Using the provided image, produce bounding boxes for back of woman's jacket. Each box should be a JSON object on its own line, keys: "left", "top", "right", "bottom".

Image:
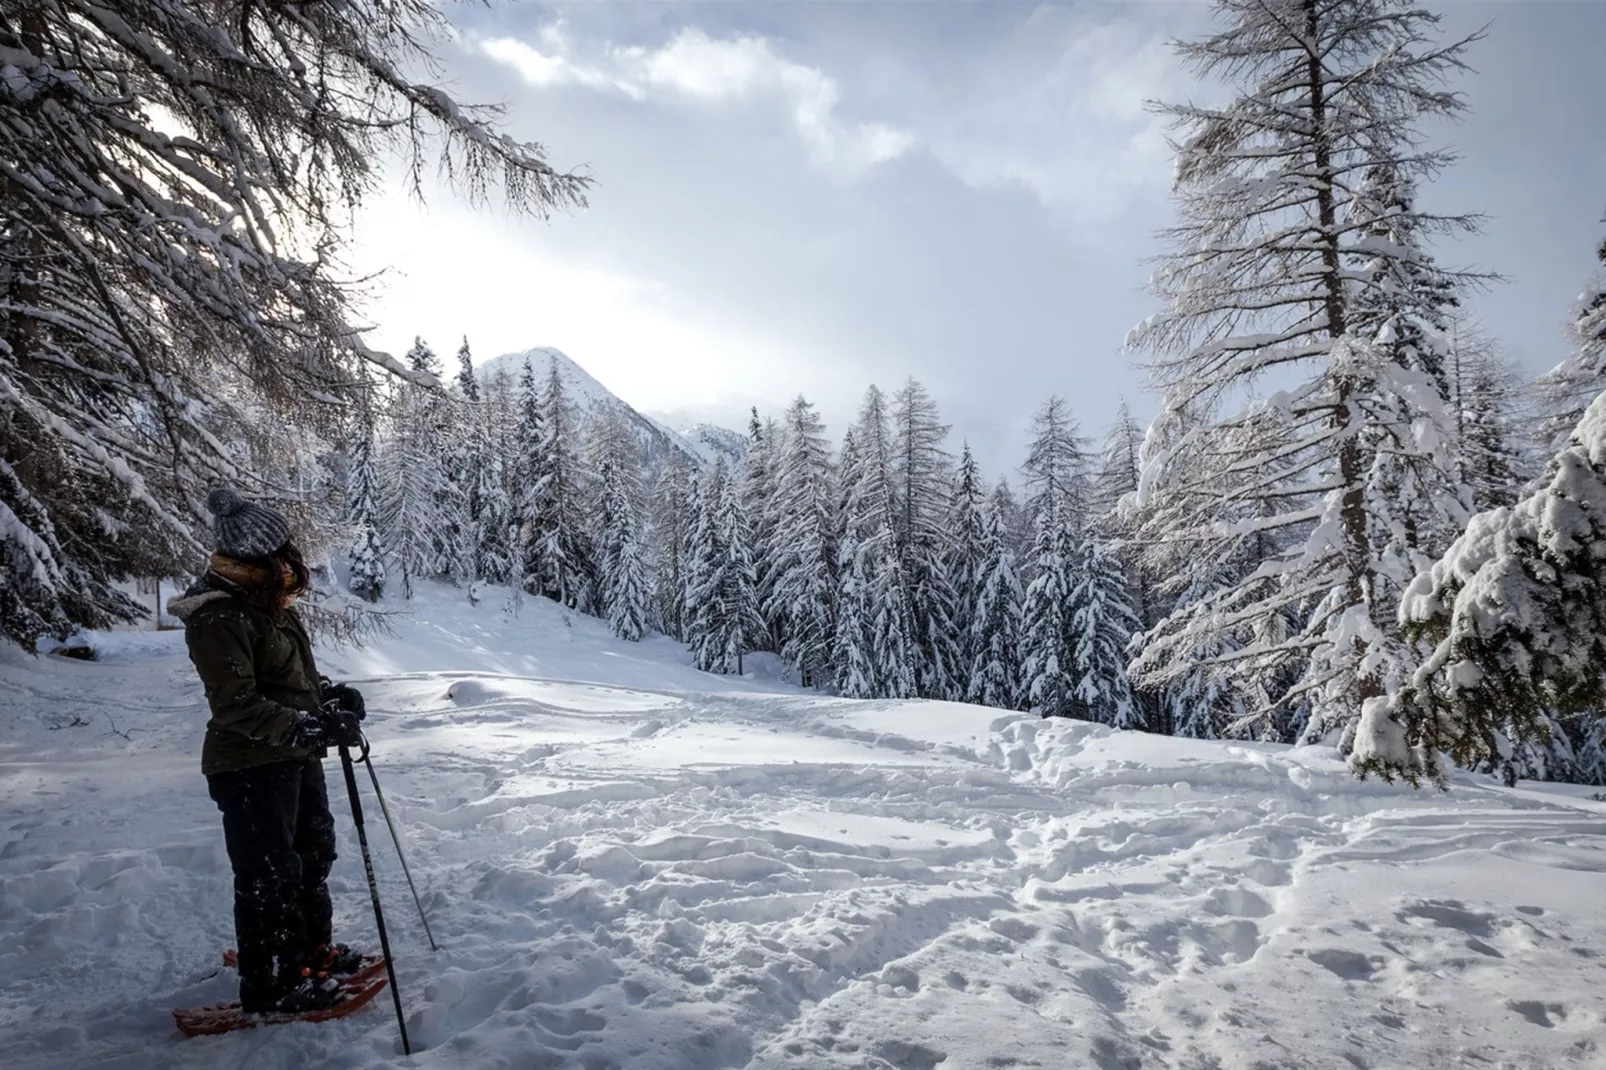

{"left": 170, "top": 577, "right": 325, "bottom": 776}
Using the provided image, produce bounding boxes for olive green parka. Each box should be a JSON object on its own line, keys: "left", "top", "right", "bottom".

{"left": 170, "top": 578, "right": 327, "bottom": 776}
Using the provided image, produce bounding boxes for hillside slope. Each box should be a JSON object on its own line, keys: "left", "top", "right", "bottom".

{"left": 1, "top": 585, "right": 1603, "bottom": 1069}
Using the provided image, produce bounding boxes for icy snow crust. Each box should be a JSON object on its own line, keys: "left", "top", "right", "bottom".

{"left": 2, "top": 588, "right": 1605, "bottom": 1069}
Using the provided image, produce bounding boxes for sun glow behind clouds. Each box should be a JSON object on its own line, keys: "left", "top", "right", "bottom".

{"left": 350, "top": 189, "right": 835, "bottom": 427}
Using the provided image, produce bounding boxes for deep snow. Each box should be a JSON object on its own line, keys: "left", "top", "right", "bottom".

{"left": 1, "top": 585, "right": 1604, "bottom": 1069}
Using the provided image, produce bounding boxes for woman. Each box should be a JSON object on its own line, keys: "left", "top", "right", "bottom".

{"left": 169, "top": 488, "right": 369, "bottom": 1014}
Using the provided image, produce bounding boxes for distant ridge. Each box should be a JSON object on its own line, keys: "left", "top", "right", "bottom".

{"left": 478, "top": 346, "right": 744, "bottom": 472}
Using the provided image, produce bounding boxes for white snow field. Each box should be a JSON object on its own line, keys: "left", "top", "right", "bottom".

{"left": 2, "top": 587, "right": 1605, "bottom": 1070}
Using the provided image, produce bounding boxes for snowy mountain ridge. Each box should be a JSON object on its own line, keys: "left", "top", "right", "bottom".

{"left": 478, "top": 346, "right": 742, "bottom": 471}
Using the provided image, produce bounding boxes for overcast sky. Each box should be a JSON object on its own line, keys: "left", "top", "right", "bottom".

{"left": 352, "top": 0, "right": 1606, "bottom": 472}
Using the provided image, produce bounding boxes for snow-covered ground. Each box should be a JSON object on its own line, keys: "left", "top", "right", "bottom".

{"left": 2, "top": 586, "right": 1604, "bottom": 1069}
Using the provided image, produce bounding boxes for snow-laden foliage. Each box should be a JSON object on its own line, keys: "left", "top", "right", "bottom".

{"left": 1355, "top": 390, "right": 1606, "bottom": 785}
{"left": 0, "top": 0, "right": 584, "bottom": 646}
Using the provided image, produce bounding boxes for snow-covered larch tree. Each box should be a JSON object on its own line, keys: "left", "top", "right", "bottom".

{"left": 0, "top": 0, "right": 585, "bottom": 646}
{"left": 1129, "top": 0, "right": 1484, "bottom": 747}
{"left": 892, "top": 379, "right": 959, "bottom": 699}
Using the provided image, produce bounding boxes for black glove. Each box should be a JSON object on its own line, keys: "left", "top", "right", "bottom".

{"left": 319, "top": 704, "right": 365, "bottom": 748}
{"left": 322, "top": 681, "right": 366, "bottom": 720}
{"left": 289, "top": 710, "right": 332, "bottom": 750}
{"left": 289, "top": 708, "right": 364, "bottom": 750}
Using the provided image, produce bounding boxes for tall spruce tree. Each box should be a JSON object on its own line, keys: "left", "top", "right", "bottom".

{"left": 529, "top": 355, "right": 595, "bottom": 611}
{"left": 346, "top": 407, "right": 387, "bottom": 603}
{"left": 945, "top": 445, "right": 991, "bottom": 693}
{"left": 382, "top": 337, "right": 452, "bottom": 599}
{"left": 1068, "top": 535, "right": 1143, "bottom": 728}
{"left": 966, "top": 504, "right": 1025, "bottom": 710}
{"left": 648, "top": 456, "right": 696, "bottom": 640}
{"left": 764, "top": 397, "right": 836, "bottom": 687}
{"left": 1022, "top": 500, "right": 1076, "bottom": 717}
{"left": 833, "top": 533, "right": 878, "bottom": 698}
{"left": 598, "top": 458, "right": 650, "bottom": 641}
{"left": 1129, "top": 0, "right": 1483, "bottom": 746}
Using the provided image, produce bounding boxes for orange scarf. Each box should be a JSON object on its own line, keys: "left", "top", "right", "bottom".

{"left": 209, "top": 553, "right": 306, "bottom": 609}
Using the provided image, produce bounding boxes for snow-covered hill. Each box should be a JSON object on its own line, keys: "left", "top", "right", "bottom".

{"left": 479, "top": 347, "right": 740, "bottom": 471}
{"left": 2, "top": 585, "right": 1605, "bottom": 1069}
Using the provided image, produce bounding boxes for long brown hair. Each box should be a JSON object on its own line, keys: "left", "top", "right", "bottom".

{"left": 210, "top": 540, "right": 310, "bottom": 616}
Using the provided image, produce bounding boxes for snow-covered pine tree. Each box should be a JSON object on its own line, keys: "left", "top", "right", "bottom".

{"left": 529, "top": 355, "right": 595, "bottom": 612}
{"left": 945, "top": 445, "right": 990, "bottom": 694}
{"left": 872, "top": 531, "right": 919, "bottom": 700}
{"left": 382, "top": 337, "right": 453, "bottom": 599}
{"left": 648, "top": 455, "right": 696, "bottom": 640}
{"left": 1536, "top": 218, "right": 1606, "bottom": 451}
{"left": 1354, "top": 389, "right": 1606, "bottom": 786}
{"left": 1021, "top": 500, "right": 1076, "bottom": 717}
{"left": 719, "top": 469, "right": 765, "bottom": 673}
{"left": 346, "top": 406, "right": 387, "bottom": 603}
{"left": 832, "top": 533, "right": 878, "bottom": 698}
{"left": 1129, "top": 0, "right": 1483, "bottom": 747}
{"left": 1090, "top": 402, "right": 1164, "bottom": 729}
{"left": 447, "top": 336, "right": 492, "bottom": 586}
{"left": 764, "top": 397, "right": 836, "bottom": 688}
{"left": 990, "top": 478, "right": 1027, "bottom": 560}
{"left": 892, "top": 379, "right": 960, "bottom": 699}
{"left": 742, "top": 409, "right": 779, "bottom": 653}
{"left": 598, "top": 458, "right": 650, "bottom": 641}
{"left": 511, "top": 360, "right": 544, "bottom": 593}
{"left": 966, "top": 503, "right": 1025, "bottom": 710}
{"left": 684, "top": 461, "right": 731, "bottom": 672}
{"left": 0, "top": 0, "right": 585, "bottom": 647}
{"left": 1067, "top": 535, "right": 1143, "bottom": 728}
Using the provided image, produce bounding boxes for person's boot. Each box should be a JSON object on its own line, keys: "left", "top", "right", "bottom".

{"left": 307, "top": 942, "right": 366, "bottom": 975}
{"left": 272, "top": 969, "right": 343, "bottom": 1014}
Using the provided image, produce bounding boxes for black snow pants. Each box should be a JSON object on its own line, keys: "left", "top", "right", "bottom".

{"left": 207, "top": 758, "right": 337, "bottom": 1010}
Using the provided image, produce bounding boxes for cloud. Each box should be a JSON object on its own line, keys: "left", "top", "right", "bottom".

{"left": 920, "top": 9, "right": 1206, "bottom": 221}
{"left": 479, "top": 26, "right": 913, "bottom": 177}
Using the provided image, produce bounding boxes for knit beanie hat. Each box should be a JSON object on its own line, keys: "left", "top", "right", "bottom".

{"left": 207, "top": 488, "right": 291, "bottom": 560}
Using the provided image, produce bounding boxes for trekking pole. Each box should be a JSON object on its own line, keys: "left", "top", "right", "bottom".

{"left": 338, "top": 739, "right": 411, "bottom": 1056}
{"left": 359, "top": 740, "right": 439, "bottom": 952}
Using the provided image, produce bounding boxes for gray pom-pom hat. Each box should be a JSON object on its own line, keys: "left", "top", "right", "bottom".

{"left": 207, "top": 488, "right": 291, "bottom": 560}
